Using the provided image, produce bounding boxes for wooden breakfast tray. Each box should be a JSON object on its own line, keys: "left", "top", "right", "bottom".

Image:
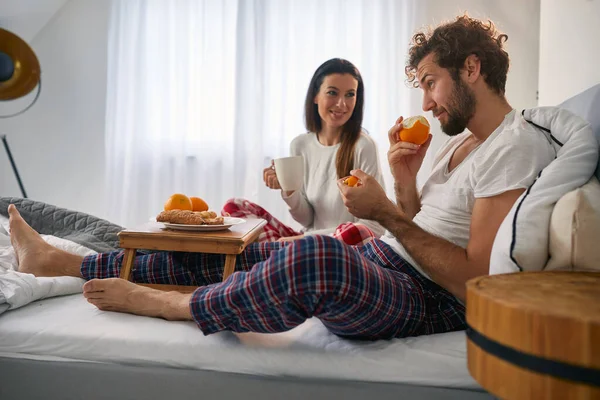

{"left": 117, "top": 218, "right": 267, "bottom": 292}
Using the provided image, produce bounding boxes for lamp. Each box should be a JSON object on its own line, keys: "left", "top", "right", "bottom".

{"left": 0, "top": 27, "right": 42, "bottom": 199}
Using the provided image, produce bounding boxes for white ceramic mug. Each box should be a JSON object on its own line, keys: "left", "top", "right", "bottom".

{"left": 274, "top": 155, "right": 304, "bottom": 191}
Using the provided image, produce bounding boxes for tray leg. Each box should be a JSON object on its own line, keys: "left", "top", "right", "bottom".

{"left": 120, "top": 248, "right": 136, "bottom": 281}
{"left": 223, "top": 254, "right": 237, "bottom": 280}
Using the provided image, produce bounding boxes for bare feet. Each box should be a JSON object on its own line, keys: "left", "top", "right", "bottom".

{"left": 8, "top": 204, "right": 84, "bottom": 277}
{"left": 83, "top": 278, "right": 193, "bottom": 321}
{"left": 8, "top": 204, "right": 194, "bottom": 321}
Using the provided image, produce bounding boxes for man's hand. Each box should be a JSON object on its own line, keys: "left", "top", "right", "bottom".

{"left": 387, "top": 116, "right": 432, "bottom": 186}
{"left": 337, "top": 169, "right": 397, "bottom": 221}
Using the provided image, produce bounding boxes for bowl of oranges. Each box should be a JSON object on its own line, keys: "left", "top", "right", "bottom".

{"left": 157, "top": 194, "right": 234, "bottom": 229}
{"left": 164, "top": 193, "right": 209, "bottom": 212}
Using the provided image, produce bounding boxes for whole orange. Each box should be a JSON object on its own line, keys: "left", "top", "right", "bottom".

{"left": 344, "top": 176, "right": 360, "bottom": 187}
{"left": 164, "top": 193, "right": 193, "bottom": 211}
{"left": 399, "top": 115, "right": 430, "bottom": 145}
{"left": 190, "top": 196, "right": 209, "bottom": 212}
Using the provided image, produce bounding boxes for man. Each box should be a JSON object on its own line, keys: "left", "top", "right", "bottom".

{"left": 7, "top": 15, "right": 554, "bottom": 340}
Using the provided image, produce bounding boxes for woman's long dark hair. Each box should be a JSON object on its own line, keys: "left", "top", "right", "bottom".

{"left": 304, "top": 58, "right": 364, "bottom": 179}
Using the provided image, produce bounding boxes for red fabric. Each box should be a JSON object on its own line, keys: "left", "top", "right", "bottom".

{"left": 222, "top": 198, "right": 377, "bottom": 245}
{"left": 333, "top": 222, "right": 376, "bottom": 246}
{"left": 222, "top": 198, "right": 301, "bottom": 242}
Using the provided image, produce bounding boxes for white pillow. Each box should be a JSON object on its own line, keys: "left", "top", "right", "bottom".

{"left": 558, "top": 84, "right": 600, "bottom": 180}
{"left": 545, "top": 177, "right": 600, "bottom": 272}
{"left": 490, "top": 107, "right": 599, "bottom": 274}
{"left": 0, "top": 215, "right": 8, "bottom": 235}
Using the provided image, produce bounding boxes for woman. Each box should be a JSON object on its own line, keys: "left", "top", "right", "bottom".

{"left": 223, "top": 58, "right": 385, "bottom": 244}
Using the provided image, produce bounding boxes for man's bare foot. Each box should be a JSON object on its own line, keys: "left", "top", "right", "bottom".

{"left": 8, "top": 204, "right": 84, "bottom": 277}
{"left": 83, "top": 278, "right": 193, "bottom": 321}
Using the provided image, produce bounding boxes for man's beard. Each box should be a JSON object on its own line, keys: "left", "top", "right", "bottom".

{"left": 438, "top": 78, "right": 476, "bottom": 136}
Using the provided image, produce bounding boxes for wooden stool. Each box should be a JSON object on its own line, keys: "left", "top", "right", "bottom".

{"left": 117, "top": 218, "right": 267, "bottom": 293}
{"left": 466, "top": 272, "right": 600, "bottom": 399}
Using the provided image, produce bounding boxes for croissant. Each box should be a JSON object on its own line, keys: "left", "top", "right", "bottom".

{"left": 156, "top": 210, "right": 224, "bottom": 225}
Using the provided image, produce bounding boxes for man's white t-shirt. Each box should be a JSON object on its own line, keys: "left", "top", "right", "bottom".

{"left": 381, "top": 109, "right": 556, "bottom": 279}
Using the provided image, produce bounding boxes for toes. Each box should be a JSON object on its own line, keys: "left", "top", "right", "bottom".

{"left": 7, "top": 204, "right": 18, "bottom": 216}
{"left": 88, "top": 299, "right": 115, "bottom": 312}
{"left": 83, "top": 279, "right": 105, "bottom": 293}
{"left": 87, "top": 298, "right": 105, "bottom": 309}
{"left": 7, "top": 204, "right": 22, "bottom": 223}
{"left": 7, "top": 205, "right": 37, "bottom": 238}
{"left": 83, "top": 291, "right": 104, "bottom": 300}
{"left": 84, "top": 278, "right": 131, "bottom": 295}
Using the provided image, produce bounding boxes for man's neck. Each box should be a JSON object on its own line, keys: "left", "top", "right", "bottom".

{"left": 467, "top": 92, "right": 513, "bottom": 141}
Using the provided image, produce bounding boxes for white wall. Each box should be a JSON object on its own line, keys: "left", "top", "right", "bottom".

{"left": 539, "top": 0, "right": 600, "bottom": 105}
{"left": 419, "top": 0, "right": 541, "bottom": 110}
{"left": 0, "top": 0, "right": 110, "bottom": 219}
{"left": 1, "top": 0, "right": 541, "bottom": 221}
{"left": 407, "top": 0, "right": 541, "bottom": 184}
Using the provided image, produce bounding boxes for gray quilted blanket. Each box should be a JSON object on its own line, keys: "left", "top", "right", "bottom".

{"left": 0, "top": 197, "right": 123, "bottom": 253}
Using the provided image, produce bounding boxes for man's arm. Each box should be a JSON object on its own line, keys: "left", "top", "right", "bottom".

{"left": 394, "top": 181, "right": 421, "bottom": 220}
{"left": 379, "top": 188, "right": 524, "bottom": 301}
{"left": 337, "top": 170, "right": 524, "bottom": 301}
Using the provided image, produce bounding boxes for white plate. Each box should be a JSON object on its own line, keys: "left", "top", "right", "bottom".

{"left": 161, "top": 217, "right": 246, "bottom": 232}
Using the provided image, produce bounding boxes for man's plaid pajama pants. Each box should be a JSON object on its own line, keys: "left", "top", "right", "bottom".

{"left": 81, "top": 235, "right": 465, "bottom": 340}
{"left": 81, "top": 235, "right": 466, "bottom": 340}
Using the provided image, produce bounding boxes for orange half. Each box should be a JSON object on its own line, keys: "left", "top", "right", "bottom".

{"left": 344, "top": 176, "right": 360, "bottom": 187}
{"left": 400, "top": 115, "right": 430, "bottom": 145}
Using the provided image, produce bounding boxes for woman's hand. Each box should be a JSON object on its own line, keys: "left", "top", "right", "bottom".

{"left": 263, "top": 160, "right": 282, "bottom": 190}
{"left": 387, "top": 116, "right": 432, "bottom": 186}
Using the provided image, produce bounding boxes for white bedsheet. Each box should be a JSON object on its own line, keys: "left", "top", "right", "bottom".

{"left": 0, "top": 216, "right": 94, "bottom": 314}
{"left": 0, "top": 216, "right": 479, "bottom": 389}
{"left": 0, "top": 294, "right": 478, "bottom": 388}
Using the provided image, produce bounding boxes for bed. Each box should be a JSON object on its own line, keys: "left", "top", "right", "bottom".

{"left": 0, "top": 293, "right": 489, "bottom": 399}
{"left": 3, "top": 84, "right": 599, "bottom": 400}
{"left": 0, "top": 198, "right": 490, "bottom": 399}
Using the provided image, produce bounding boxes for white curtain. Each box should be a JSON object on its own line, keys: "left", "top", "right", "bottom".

{"left": 105, "top": 0, "right": 424, "bottom": 228}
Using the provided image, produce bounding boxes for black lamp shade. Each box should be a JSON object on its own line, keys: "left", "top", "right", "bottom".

{"left": 0, "top": 52, "right": 14, "bottom": 82}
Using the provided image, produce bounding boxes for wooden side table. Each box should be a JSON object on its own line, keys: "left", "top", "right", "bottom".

{"left": 117, "top": 218, "right": 267, "bottom": 292}
{"left": 466, "top": 272, "right": 600, "bottom": 400}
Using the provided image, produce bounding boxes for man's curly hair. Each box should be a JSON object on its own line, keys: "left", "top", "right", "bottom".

{"left": 405, "top": 15, "right": 509, "bottom": 95}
